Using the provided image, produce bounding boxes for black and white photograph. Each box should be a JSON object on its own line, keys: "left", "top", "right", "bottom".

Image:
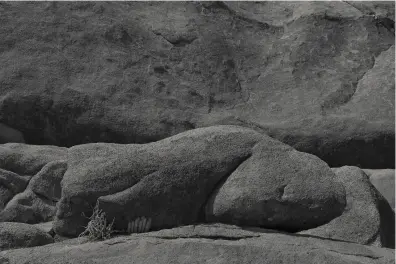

{"left": 0, "top": 1, "right": 394, "bottom": 263}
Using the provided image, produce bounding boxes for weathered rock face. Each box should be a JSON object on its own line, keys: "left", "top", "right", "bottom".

{"left": 0, "top": 146, "right": 67, "bottom": 223}
{"left": 0, "top": 190, "right": 57, "bottom": 224}
{"left": 0, "top": 222, "right": 54, "bottom": 251}
{"left": 300, "top": 166, "right": 395, "bottom": 248}
{"left": 0, "top": 169, "right": 30, "bottom": 210}
{"left": 0, "top": 2, "right": 393, "bottom": 168}
{"left": 1, "top": 224, "right": 394, "bottom": 264}
{"left": 205, "top": 144, "right": 345, "bottom": 232}
{"left": 28, "top": 160, "right": 67, "bottom": 203}
{"left": 364, "top": 169, "right": 395, "bottom": 209}
{"left": 53, "top": 126, "right": 346, "bottom": 237}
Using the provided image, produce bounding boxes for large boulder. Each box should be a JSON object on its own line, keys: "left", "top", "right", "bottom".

{"left": 0, "top": 222, "right": 53, "bottom": 251}
{"left": 364, "top": 169, "right": 395, "bottom": 209}
{"left": 53, "top": 126, "right": 346, "bottom": 237}
{"left": 299, "top": 166, "right": 395, "bottom": 248}
{"left": 0, "top": 161, "right": 67, "bottom": 223}
{"left": 0, "top": 224, "right": 394, "bottom": 264}
{"left": 0, "top": 123, "right": 24, "bottom": 144}
{"left": 0, "top": 2, "right": 393, "bottom": 168}
{"left": 205, "top": 142, "right": 345, "bottom": 232}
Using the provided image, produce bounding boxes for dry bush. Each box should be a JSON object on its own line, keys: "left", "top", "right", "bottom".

{"left": 79, "top": 201, "right": 114, "bottom": 241}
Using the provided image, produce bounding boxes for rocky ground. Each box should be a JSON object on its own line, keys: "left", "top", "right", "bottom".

{"left": 0, "top": 1, "right": 394, "bottom": 264}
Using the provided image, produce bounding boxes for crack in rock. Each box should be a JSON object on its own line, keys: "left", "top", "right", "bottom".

{"left": 343, "top": 1, "right": 395, "bottom": 34}
{"left": 153, "top": 30, "right": 197, "bottom": 48}
{"left": 148, "top": 234, "right": 258, "bottom": 241}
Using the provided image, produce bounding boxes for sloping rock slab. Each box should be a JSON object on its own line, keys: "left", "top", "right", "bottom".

{"left": 364, "top": 169, "right": 395, "bottom": 209}
{"left": 0, "top": 222, "right": 53, "bottom": 251}
{"left": 0, "top": 224, "right": 394, "bottom": 264}
{"left": 299, "top": 166, "right": 395, "bottom": 248}
{"left": 54, "top": 126, "right": 345, "bottom": 237}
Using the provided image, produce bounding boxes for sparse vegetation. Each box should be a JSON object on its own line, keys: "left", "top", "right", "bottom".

{"left": 79, "top": 201, "right": 114, "bottom": 241}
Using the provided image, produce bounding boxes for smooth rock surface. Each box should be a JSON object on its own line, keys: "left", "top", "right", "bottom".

{"left": 0, "top": 161, "right": 67, "bottom": 224}
{"left": 299, "top": 166, "right": 395, "bottom": 248}
{"left": 0, "top": 224, "right": 394, "bottom": 264}
{"left": 54, "top": 126, "right": 346, "bottom": 237}
{"left": 0, "top": 2, "right": 393, "bottom": 168}
{"left": 364, "top": 169, "right": 395, "bottom": 209}
{"left": 0, "top": 222, "right": 54, "bottom": 251}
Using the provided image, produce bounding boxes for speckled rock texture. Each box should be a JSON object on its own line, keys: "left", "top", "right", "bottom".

{"left": 53, "top": 126, "right": 346, "bottom": 237}
{"left": 0, "top": 1, "right": 393, "bottom": 168}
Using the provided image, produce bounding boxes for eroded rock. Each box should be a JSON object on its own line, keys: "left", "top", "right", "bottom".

{"left": 53, "top": 126, "right": 345, "bottom": 237}
{"left": 0, "top": 161, "right": 67, "bottom": 224}
{"left": 299, "top": 166, "right": 395, "bottom": 248}
{"left": 205, "top": 142, "right": 346, "bottom": 232}
{"left": 0, "top": 2, "right": 393, "bottom": 168}
{"left": 0, "top": 169, "right": 30, "bottom": 210}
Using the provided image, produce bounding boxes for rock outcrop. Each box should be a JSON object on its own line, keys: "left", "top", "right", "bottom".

{"left": 0, "top": 2, "right": 394, "bottom": 260}
{"left": 299, "top": 166, "right": 395, "bottom": 248}
{"left": 0, "top": 145, "right": 67, "bottom": 223}
{"left": 0, "top": 224, "right": 394, "bottom": 264}
{"left": 205, "top": 144, "right": 345, "bottom": 232}
{"left": 0, "top": 1, "right": 393, "bottom": 168}
{"left": 54, "top": 126, "right": 346, "bottom": 237}
{"left": 0, "top": 169, "right": 30, "bottom": 210}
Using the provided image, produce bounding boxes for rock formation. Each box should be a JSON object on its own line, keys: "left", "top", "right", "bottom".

{"left": 0, "top": 224, "right": 394, "bottom": 264}
{"left": 299, "top": 166, "right": 395, "bottom": 248}
{"left": 0, "top": 1, "right": 394, "bottom": 168}
{"left": 0, "top": 1, "right": 394, "bottom": 262}
{"left": 54, "top": 126, "right": 346, "bottom": 236}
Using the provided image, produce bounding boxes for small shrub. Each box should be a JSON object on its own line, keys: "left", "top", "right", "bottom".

{"left": 79, "top": 201, "right": 114, "bottom": 241}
